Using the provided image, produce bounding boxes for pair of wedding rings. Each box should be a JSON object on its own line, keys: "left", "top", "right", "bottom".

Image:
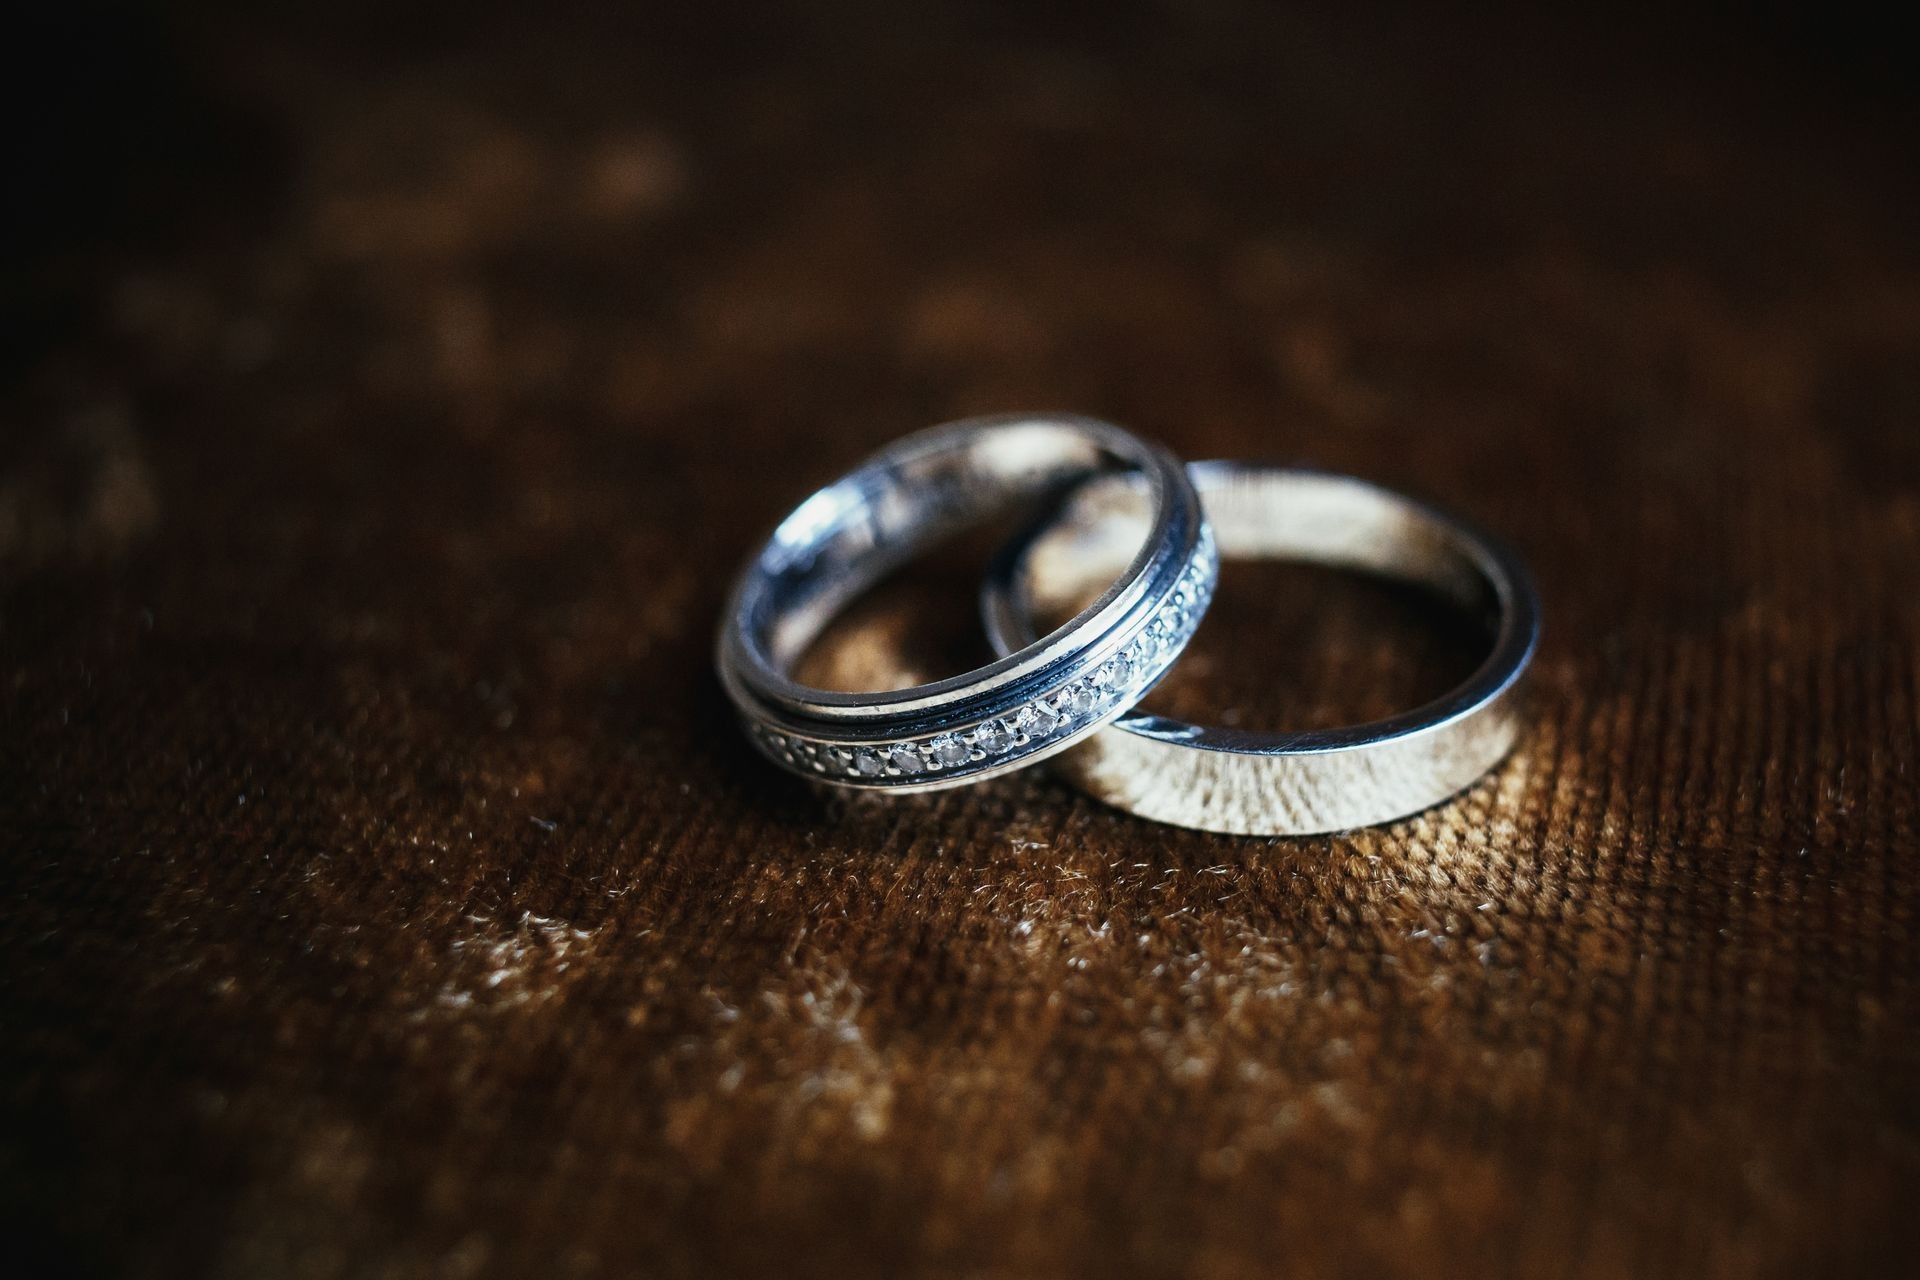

{"left": 716, "top": 414, "right": 1539, "bottom": 836}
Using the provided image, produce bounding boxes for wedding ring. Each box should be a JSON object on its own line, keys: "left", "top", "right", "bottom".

{"left": 981, "top": 463, "right": 1539, "bottom": 833}
{"left": 717, "top": 414, "right": 1217, "bottom": 792}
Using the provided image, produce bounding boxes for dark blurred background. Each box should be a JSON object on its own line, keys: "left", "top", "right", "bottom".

{"left": 3, "top": 4, "right": 1917, "bottom": 1278}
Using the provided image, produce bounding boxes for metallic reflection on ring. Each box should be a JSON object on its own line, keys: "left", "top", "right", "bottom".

{"left": 982, "top": 464, "right": 1540, "bottom": 834}
{"left": 716, "top": 414, "right": 1216, "bottom": 793}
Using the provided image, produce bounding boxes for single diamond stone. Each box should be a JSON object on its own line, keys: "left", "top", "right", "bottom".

{"left": 1060, "top": 683, "right": 1096, "bottom": 716}
{"left": 1020, "top": 701, "right": 1061, "bottom": 738}
{"left": 973, "top": 719, "right": 1013, "bottom": 754}
{"left": 932, "top": 736, "right": 971, "bottom": 768}
{"left": 889, "top": 744, "right": 926, "bottom": 774}
{"left": 1107, "top": 652, "right": 1133, "bottom": 688}
{"left": 853, "top": 749, "right": 884, "bottom": 778}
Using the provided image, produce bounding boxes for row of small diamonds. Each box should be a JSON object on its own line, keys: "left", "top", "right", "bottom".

{"left": 756, "top": 529, "right": 1216, "bottom": 783}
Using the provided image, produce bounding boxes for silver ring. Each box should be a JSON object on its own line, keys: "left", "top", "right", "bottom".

{"left": 982, "top": 463, "right": 1540, "bottom": 833}
{"left": 716, "top": 414, "right": 1217, "bottom": 792}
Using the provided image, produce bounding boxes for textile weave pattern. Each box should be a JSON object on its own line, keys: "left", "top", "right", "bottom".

{"left": 2, "top": 5, "right": 1916, "bottom": 1278}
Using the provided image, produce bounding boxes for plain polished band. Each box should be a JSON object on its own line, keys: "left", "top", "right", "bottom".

{"left": 982, "top": 463, "right": 1540, "bottom": 833}
{"left": 717, "top": 414, "right": 1217, "bottom": 793}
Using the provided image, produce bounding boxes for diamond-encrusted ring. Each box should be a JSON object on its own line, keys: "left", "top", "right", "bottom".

{"left": 983, "top": 463, "right": 1540, "bottom": 834}
{"left": 716, "top": 414, "right": 1216, "bottom": 793}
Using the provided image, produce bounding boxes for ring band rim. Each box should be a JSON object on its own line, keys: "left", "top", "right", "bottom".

{"left": 716, "top": 414, "right": 1218, "bottom": 792}
{"left": 980, "top": 462, "right": 1540, "bottom": 832}
{"left": 1114, "top": 466, "right": 1538, "bottom": 756}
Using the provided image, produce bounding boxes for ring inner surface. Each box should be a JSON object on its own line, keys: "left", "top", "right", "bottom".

{"left": 745, "top": 422, "right": 1153, "bottom": 688}
{"left": 1015, "top": 469, "right": 1502, "bottom": 746}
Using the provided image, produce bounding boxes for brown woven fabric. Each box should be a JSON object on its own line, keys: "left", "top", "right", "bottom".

{"left": 4, "top": 5, "right": 1917, "bottom": 1277}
